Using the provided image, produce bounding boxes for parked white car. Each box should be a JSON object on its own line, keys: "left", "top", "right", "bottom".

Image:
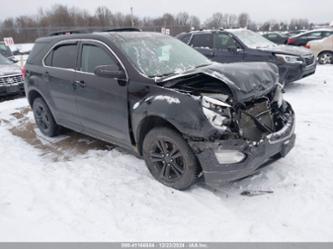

{"left": 306, "top": 35, "right": 333, "bottom": 64}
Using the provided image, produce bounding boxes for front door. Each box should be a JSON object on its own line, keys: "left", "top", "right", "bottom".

{"left": 213, "top": 33, "right": 244, "bottom": 63}
{"left": 74, "top": 41, "right": 131, "bottom": 145}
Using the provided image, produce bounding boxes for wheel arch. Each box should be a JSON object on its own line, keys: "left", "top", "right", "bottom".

{"left": 27, "top": 89, "right": 43, "bottom": 106}
{"left": 136, "top": 115, "right": 183, "bottom": 156}
{"left": 318, "top": 50, "right": 333, "bottom": 57}
{"left": 27, "top": 88, "right": 58, "bottom": 123}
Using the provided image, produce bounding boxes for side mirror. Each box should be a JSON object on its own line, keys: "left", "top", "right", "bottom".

{"left": 94, "top": 65, "right": 126, "bottom": 79}
{"left": 228, "top": 47, "right": 243, "bottom": 53}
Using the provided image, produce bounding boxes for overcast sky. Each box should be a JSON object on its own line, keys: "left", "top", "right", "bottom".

{"left": 1, "top": 0, "right": 332, "bottom": 23}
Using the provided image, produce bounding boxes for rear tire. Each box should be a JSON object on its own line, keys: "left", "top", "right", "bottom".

{"left": 32, "top": 97, "right": 60, "bottom": 137}
{"left": 142, "top": 127, "right": 200, "bottom": 190}
{"left": 318, "top": 52, "right": 333, "bottom": 65}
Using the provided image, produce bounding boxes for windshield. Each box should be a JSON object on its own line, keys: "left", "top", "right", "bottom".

{"left": 0, "top": 54, "right": 13, "bottom": 65}
{"left": 115, "top": 33, "right": 211, "bottom": 78}
{"left": 229, "top": 29, "right": 277, "bottom": 49}
{"left": 0, "top": 43, "right": 13, "bottom": 57}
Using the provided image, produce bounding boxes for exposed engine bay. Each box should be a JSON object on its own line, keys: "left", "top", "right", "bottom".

{"left": 163, "top": 69, "right": 289, "bottom": 142}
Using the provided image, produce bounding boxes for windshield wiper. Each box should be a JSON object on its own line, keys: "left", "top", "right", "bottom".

{"left": 152, "top": 63, "right": 211, "bottom": 82}
{"left": 194, "top": 63, "right": 211, "bottom": 69}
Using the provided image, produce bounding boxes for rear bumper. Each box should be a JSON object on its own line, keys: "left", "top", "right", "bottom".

{"left": 191, "top": 103, "right": 296, "bottom": 188}
{"left": 0, "top": 83, "right": 24, "bottom": 97}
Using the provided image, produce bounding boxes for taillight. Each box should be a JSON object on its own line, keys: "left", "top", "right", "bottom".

{"left": 21, "top": 66, "right": 27, "bottom": 80}
{"left": 305, "top": 44, "right": 311, "bottom": 49}
{"left": 288, "top": 38, "right": 295, "bottom": 44}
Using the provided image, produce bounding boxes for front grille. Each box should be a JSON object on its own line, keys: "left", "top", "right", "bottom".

{"left": 303, "top": 55, "right": 315, "bottom": 66}
{"left": 238, "top": 99, "right": 274, "bottom": 141}
{"left": 0, "top": 75, "right": 23, "bottom": 85}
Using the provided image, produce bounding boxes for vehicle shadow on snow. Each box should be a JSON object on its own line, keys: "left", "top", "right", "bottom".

{"left": 6, "top": 106, "right": 115, "bottom": 162}
{"left": 0, "top": 94, "right": 25, "bottom": 103}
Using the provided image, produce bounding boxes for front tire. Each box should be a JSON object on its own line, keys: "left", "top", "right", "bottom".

{"left": 32, "top": 97, "right": 60, "bottom": 137}
{"left": 142, "top": 127, "right": 200, "bottom": 190}
{"left": 318, "top": 52, "right": 333, "bottom": 65}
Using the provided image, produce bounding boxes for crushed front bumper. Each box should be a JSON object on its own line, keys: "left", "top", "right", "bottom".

{"left": 191, "top": 104, "right": 296, "bottom": 188}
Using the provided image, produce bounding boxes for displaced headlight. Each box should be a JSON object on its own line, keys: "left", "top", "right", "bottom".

{"left": 275, "top": 54, "right": 303, "bottom": 64}
{"left": 273, "top": 84, "right": 284, "bottom": 108}
{"left": 201, "top": 96, "right": 232, "bottom": 129}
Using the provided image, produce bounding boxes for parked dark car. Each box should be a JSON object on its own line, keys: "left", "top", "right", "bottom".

{"left": 177, "top": 29, "right": 316, "bottom": 84}
{"left": 287, "top": 29, "right": 333, "bottom": 46}
{"left": 24, "top": 30, "right": 295, "bottom": 190}
{"left": 0, "top": 54, "right": 24, "bottom": 97}
{"left": 263, "top": 32, "right": 288, "bottom": 44}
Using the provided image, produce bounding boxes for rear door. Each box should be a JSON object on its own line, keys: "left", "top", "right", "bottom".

{"left": 74, "top": 40, "right": 131, "bottom": 145}
{"left": 213, "top": 32, "right": 244, "bottom": 63}
{"left": 43, "top": 41, "right": 82, "bottom": 129}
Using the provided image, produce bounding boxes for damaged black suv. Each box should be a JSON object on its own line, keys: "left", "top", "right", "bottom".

{"left": 25, "top": 30, "right": 296, "bottom": 190}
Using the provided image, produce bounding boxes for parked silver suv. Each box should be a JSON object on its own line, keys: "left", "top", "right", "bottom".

{"left": 0, "top": 54, "right": 24, "bottom": 97}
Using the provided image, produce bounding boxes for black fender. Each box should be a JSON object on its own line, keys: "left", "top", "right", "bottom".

{"left": 129, "top": 84, "right": 218, "bottom": 147}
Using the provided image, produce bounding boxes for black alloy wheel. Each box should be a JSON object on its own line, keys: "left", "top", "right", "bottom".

{"left": 32, "top": 97, "right": 60, "bottom": 137}
{"left": 143, "top": 127, "right": 200, "bottom": 190}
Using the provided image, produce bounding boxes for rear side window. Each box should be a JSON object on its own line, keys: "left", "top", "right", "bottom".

{"left": 268, "top": 34, "right": 278, "bottom": 38}
{"left": 27, "top": 42, "right": 50, "bottom": 66}
{"left": 80, "top": 44, "right": 119, "bottom": 73}
{"left": 0, "top": 43, "right": 13, "bottom": 57}
{"left": 190, "top": 34, "right": 213, "bottom": 49}
{"left": 302, "top": 32, "right": 322, "bottom": 39}
{"left": 49, "top": 44, "right": 77, "bottom": 69}
{"left": 323, "top": 31, "right": 333, "bottom": 38}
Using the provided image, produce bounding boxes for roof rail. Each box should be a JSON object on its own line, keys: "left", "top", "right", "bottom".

{"left": 101, "top": 27, "right": 141, "bottom": 32}
{"left": 48, "top": 27, "right": 141, "bottom": 36}
{"left": 48, "top": 29, "right": 90, "bottom": 36}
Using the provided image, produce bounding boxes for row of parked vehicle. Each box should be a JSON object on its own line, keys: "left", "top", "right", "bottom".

{"left": 177, "top": 29, "right": 317, "bottom": 84}
{"left": 263, "top": 29, "right": 333, "bottom": 64}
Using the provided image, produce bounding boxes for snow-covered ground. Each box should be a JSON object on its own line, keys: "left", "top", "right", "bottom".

{"left": 0, "top": 65, "right": 332, "bottom": 242}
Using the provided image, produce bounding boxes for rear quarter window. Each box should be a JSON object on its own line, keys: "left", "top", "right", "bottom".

{"left": 27, "top": 42, "right": 51, "bottom": 66}
{"left": 190, "top": 34, "right": 213, "bottom": 49}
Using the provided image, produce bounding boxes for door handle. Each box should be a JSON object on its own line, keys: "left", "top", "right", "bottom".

{"left": 74, "top": 80, "right": 86, "bottom": 88}
{"left": 45, "top": 71, "right": 50, "bottom": 79}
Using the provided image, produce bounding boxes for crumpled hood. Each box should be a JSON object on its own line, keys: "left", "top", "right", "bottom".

{"left": 202, "top": 62, "right": 279, "bottom": 102}
{"left": 0, "top": 63, "right": 21, "bottom": 76}
{"left": 258, "top": 44, "right": 312, "bottom": 56}
{"left": 161, "top": 62, "right": 279, "bottom": 103}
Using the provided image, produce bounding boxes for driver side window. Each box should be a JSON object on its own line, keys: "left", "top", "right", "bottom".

{"left": 214, "top": 33, "right": 241, "bottom": 50}
{"left": 80, "top": 44, "right": 119, "bottom": 73}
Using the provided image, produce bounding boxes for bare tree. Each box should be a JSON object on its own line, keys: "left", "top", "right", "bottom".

{"left": 176, "top": 12, "right": 190, "bottom": 26}
{"left": 95, "top": 6, "right": 113, "bottom": 27}
{"left": 205, "top": 12, "right": 224, "bottom": 29}
{"left": 238, "top": 13, "right": 250, "bottom": 28}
